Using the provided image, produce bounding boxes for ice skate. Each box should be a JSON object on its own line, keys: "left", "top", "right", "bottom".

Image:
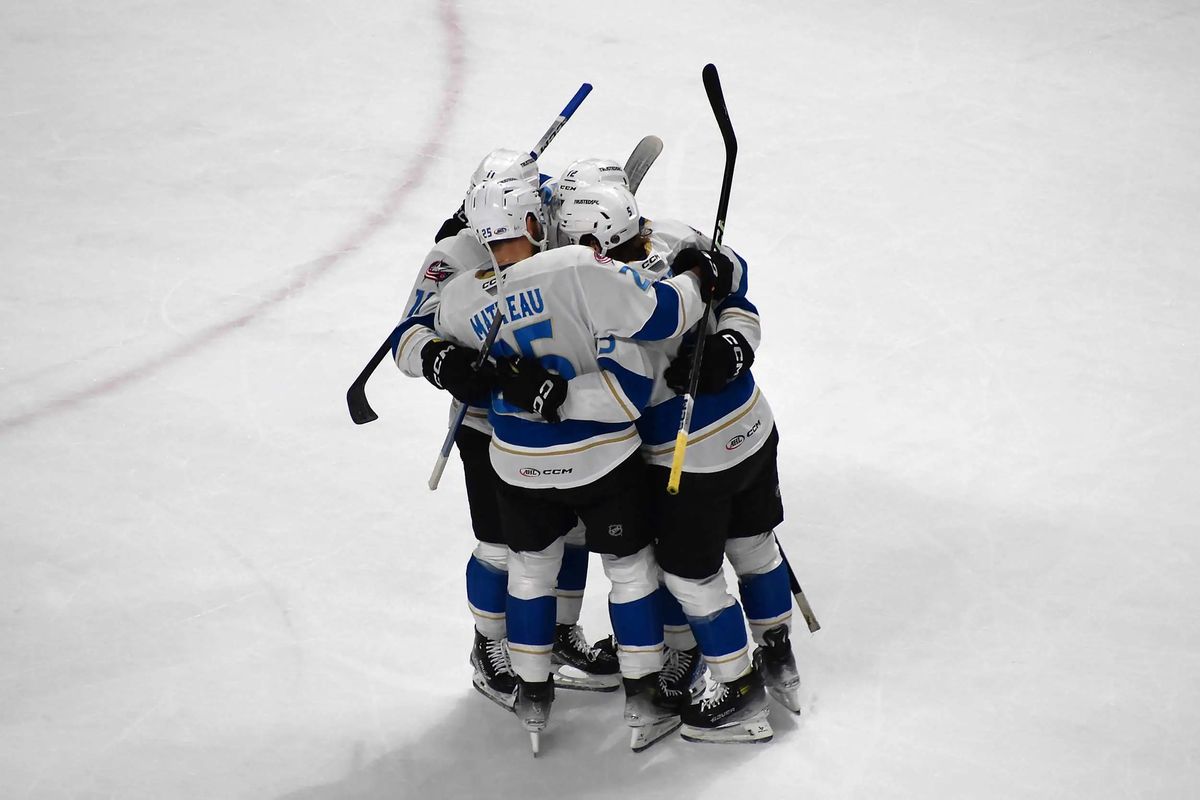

{"left": 469, "top": 629, "right": 517, "bottom": 711}
{"left": 753, "top": 624, "right": 801, "bottom": 714}
{"left": 623, "top": 674, "right": 682, "bottom": 752}
{"left": 658, "top": 644, "right": 706, "bottom": 705}
{"left": 680, "top": 667, "right": 773, "bottom": 745}
{"left": 514, "top": 678, "right": 554, "bottom": 757}
{"left": 551, "top": 624, "right": 620, "bottom": 692}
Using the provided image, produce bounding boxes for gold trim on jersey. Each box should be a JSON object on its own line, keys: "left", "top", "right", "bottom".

{"left": 718, "top": 308, "right": 759, "bottom": 325}
{"left": 395, "top": 325, "right": 429, "bottom": 364}
{"left": 491, "top": 427, "right": 638, "bottom": 457}
{"left": 644, "top": 387, "right": 762, "bottom": 456}
{"left": 602, "top": 371, "right": 637, "bottom": 421}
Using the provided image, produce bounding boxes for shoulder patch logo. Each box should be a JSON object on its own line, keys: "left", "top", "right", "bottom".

{"left": 423, "top": 260, "right": 453, "bottom": 284}
{"left": 593, "top": 252, "right": 612, "bottom": 264}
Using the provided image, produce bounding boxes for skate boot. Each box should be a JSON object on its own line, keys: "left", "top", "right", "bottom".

{"left": 469, "top": 629, "right": 517, "bottom": 711}
{"left": 753, "top": 624, "right": 802, "bottom": 714}
{"left": 623, "top": 674, "right": 682, "bottom": 752}
{"left": 658, "top": 644, "right": 706, "bottom": 706}
{"left": 551, "top": 624, "right": 620, "bottom": 692}
{"left": 680, "top": 666, "right": 773, "bottom": 745}
{"left": 514, "top": 678, "right": 555, "bottom": 756}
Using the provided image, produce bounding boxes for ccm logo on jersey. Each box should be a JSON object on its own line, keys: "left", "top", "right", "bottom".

{"left": 726, "top": 420, "right": 763, "bottom": 451}
{"left": 519, "top": 467, "right": 574, "bottom": 477}
{"left": 423, "top": 260, "right": 453, "bottom": 284}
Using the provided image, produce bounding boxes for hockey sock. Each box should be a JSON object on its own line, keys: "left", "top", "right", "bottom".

{"left": 656, "top": 585, "right": 697, "bottom": 651}
{"left": 738, "top": 562, "right": 793, "bottom": 645}
{"left": 688, "top": 601, "right": 752, "bottom": 683}
{"left": 507, "top": 594, "right": 556, "bottom": 682}
{"left": 608, "top": 595, "right": 665, "bottom": 679}
{"left": 555, "top": 543, "right": 588, "bottom": 626}
{"left": 465, "top": 554, "right": 507, "bottom": 640}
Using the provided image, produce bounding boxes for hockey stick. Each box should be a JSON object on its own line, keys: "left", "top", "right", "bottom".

{"left": 427, "top": 306, "right": 505, "bottom": 489}
{"left": 345, "top": 82, "right": 593, "bottom": 425}
{"left": 666, "top": 64, "right": 737, "bottom": 494}
{"left": 775, "top": 534, "right": 821, "bottom": 633}
{"left": 625, "top": 135, "right": 663, "bottom": 194}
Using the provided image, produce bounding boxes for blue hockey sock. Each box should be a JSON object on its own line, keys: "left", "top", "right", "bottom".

{"left": 465, "top": 555, "right": 506, "bottom": 638}
{"left": 688, "top": 601, "right": 750, "bottom": 681}
{"left": 739, "top": 562, "right": 793, "bottom": 642}
{"left": 556, "top": 544, "right": 588, "bottom": 625}
{"left": 608, "top": 593, "right": 665, "bottom": 678}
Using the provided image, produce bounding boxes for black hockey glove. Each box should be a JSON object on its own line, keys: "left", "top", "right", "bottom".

{"left": 434, "top": 202, "right": 469, "bottom": 243}
{"left": 420, "top": 340, "right": 497, "bottom": 405}
{"left": 664, "top": 329, "right": 755, "bottom": 395}
{"left": 672, "top": 247, "right": 733, "bottom": 303}
{"left": 496, "top": 357, "right": 568, "bottom": 423}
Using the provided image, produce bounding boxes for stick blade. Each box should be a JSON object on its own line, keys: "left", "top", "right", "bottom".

{"left": 346, "top": 383, "right": 378, "bottom": 425}
{"left": 624, "top": 135, "right": 664, "bottom": 195}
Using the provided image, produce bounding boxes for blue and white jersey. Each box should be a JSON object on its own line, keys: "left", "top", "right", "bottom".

{"left": 389, "top": 228, "right": 494, "bottom": 434}
{"left": 629, "top": 218, "right": 776, "bottom": 472}
{"left": 433, "top": 244, "right": 706, "bottom": 489}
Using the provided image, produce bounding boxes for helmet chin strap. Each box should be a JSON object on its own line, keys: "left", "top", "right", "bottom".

{"left": 523, "top": 212, "right": 548, "bottom": 252}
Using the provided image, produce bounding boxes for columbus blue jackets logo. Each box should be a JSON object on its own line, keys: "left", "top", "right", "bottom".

{"left": 423, "top": 260, "right": 453, "bottom": 284}
{"left": 593, "top": 252, "right": 612, "bottom": 264}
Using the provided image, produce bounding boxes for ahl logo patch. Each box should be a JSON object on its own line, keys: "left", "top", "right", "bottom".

{"left": 423, "top": 260, "right": 453, "bottom": 284}
{"left": 726, "top": 419, "right": 763, "bottom": 451}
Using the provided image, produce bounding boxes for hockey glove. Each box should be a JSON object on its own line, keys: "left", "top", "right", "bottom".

{"left": 672, "top": 247, "right": 733, "bottom": 303}
{"left": 434, "top": 202, "right": 469, "bottom": 243}
{"left": 497, "top": 357, "right": 568, "bottom": 423}
{"left": 420, "top": 340, "right": 497, "bottom": 405}
{"left": 664, "top": 329, "right": 755, "bottom": 395}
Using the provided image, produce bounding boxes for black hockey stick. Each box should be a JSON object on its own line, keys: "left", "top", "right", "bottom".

{"left": 345, "top": 83, "right": 593, "bottom": 425}
{"left": 776, "top": 534, "right": 821, "bottom": 633}
{"left": 428, "top": 306, "right": 504, "bottom": 489}
{"left": 666, "top": 64, "right": 737, "bottom": 494}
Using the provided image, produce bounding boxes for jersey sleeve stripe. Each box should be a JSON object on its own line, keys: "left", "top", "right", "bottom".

{"left": 631, "top": 281, "right": 684, "bottom": 341}
{"left": 389, "top": 312, "right": 435, "bottom": 359}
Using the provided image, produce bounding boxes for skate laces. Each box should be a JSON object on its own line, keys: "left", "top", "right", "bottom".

{"left": 660, "top": 647, "right": 693, "bottom": 688}
{"left": 567, "top": 625, "right": 601, "bottom": 661}
{"left": 487, "top": 638, "right": 515, "bottom": 676}
{"left": 699, "top": 680, "right": 730, "bottom": 711}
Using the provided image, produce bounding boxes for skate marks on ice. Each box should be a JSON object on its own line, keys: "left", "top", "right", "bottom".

{"left": 276, "top": 683, "right": 794, "bottom": 800}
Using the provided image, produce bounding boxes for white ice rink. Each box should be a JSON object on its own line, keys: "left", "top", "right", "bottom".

{"left": 3, "top": 1, "right": 1199, "bottom": 797}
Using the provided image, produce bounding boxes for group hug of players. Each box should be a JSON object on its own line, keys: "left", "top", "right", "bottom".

{"left": 389, "top": 147, "right": 803, "bottom": 754}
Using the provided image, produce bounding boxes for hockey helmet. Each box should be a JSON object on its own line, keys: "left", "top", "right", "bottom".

{"left": 465, "top": 177, "right": 548, "bottom": 251}
{"left": 468, "top": 148, "right": 541, "bottom": 192}
{"left": 556, "top": 182, "right": 641, "bottom": 256}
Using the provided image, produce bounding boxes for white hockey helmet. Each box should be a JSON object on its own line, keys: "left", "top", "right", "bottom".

{"left": 550, "top": 158, "right": 628, "bottom": 212}
{"left": 468, "top": 148, "right": 540, "bottom": 192}
{"left": 465, "top": 177, "right": 548, "bottom": 251}
{"left": 556, "top": 182, "right": 641, "bottom": 256}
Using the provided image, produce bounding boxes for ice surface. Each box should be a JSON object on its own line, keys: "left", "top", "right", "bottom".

{"left": 2, "top": 1, "right": 1199, "bottom": 798}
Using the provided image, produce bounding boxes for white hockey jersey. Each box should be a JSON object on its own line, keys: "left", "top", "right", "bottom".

{"left": 627, "top": 218, "right": 776, "bottom": 473}
{"left": 433, "top": 244, "right": 706, "bottom": 489}
{"left": 389, "top": 228, "right": 493, "bottom": 434}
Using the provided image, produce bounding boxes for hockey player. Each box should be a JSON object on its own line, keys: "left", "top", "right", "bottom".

{"left": 389, "top": 150, "right": 618, "bottom": 710}
{"left": 433, "top": 176, "right": 732, "bottom": 753}
{"left": 556, "top": 181, "right": 802, "bottom": 744}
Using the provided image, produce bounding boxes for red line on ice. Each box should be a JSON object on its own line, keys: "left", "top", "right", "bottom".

{"left": 0, "top": 0, "right": 465, "bottom": 436}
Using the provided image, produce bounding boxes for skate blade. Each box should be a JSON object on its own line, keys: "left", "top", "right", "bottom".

{"left": 552, "top": 665, "right": 620, "bottom": 692}
{"left": 629, "top": 716, "right": 681, "bottom": 753}
{"left": 529, "top": 731, "right": 540, "bottom": 757}
{"left": 680, "top": 713, "right": 773, "bottom": 745}
{"left": 767, "top": 685, "right": 802, "bottom": 714}
{"left": 472, "top": 677, "right": 517, "bottom": 711}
